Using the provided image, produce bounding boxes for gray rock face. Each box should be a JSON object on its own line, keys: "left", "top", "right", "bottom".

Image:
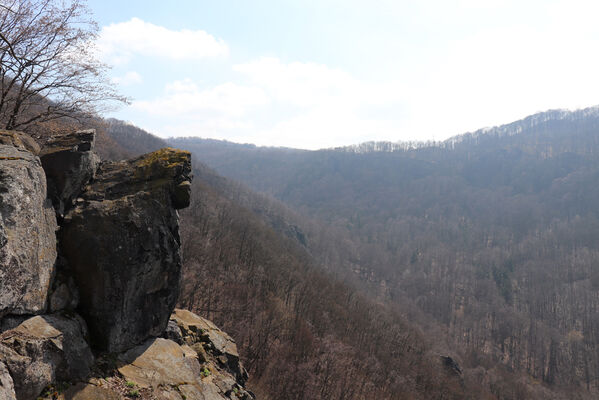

{"left": 0, "top": 361, "right": 16, "bottom": 400}
{"left": 39, "top": 130, "right": 99, "bottom": 217}
{"left": 0, "top": 314, "right": 94, "bottom": 400}
{"left": 163, "top": 320, "right": 184, "bottom": 345}
{"left": 0, "top": 142, "right": 57, "bottom": 318}
{"left": 60, "top": 148, "right": 192, "bottom": 352}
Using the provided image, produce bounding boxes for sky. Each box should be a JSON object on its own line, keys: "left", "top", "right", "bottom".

{"left": 87, "top": 0, "right": 599, "bottom": 150}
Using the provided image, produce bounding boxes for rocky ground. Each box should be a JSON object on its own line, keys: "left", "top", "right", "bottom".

{"left": 31, "top": 310, "right": 254, "bottom": 400}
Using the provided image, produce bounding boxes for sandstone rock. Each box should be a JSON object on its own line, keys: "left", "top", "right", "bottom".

{"left": 63, "top": 383, "right": 119, "bottom": 400}
{"left": 181, "top": 383, "right": 218, "bottom": 400}
{"left": 0, "top": 144, "right": 57, "bottom": 318}
{"left": 0, "top": 361, "right": 16, "bottom": 400}
{"left": 192, "top": 343, "right": 209, "bottom": 363}
{"left": 117, "top": 335, "right": 252, "bottom": 400}
{"left": 0, "top": 314, "right": 93, "bottom": 400}
{"left": 171, "top": 310, "right": 238, "bottom": 356}
{"left": 171, "top": 309, "right": 248, "bottom": 385}
{"left": 60, "top": 148, "right": 192, "bottom": 352}
{"left": 0, "top": 130, "right": 40, "bottom": 155}
{"left": 155, "top": 386, "right": 183, "bottom": 400}
{"left": 118, "top": 338, "right": 202, "bottom": 389}
{"left": 39, "top": 130, "right": 99, "bottom": 217}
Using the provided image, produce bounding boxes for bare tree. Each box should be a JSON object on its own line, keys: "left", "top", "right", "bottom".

{"left": 0, "top": 0, "right": 127, "bottom": 131}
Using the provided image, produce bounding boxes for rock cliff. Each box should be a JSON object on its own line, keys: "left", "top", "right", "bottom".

{"left": 0, "top": 129, "right": 253, "bottom": 400}
{"left": 60, "top": 148, "right": 192, "bottom": 352}
{"left": 0, "top": 131, "right": 57, "bottom": 318}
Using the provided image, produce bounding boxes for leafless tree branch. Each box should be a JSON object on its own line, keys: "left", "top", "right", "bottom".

{"left": 0, "top": 0, "right": 128, "bottom": 131}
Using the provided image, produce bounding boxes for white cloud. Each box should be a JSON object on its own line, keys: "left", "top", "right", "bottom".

{"left": 132, "top": 79, "right": 269, "bottom": 118}
{"left": 98, "top": 18, "right": 228, "bottom": 64}
{"left": 102, "top": 0, "right": 599, "bottom": 149}
{"left": 111, "top": 71, "right": 143, "bottom": 86}
{"left": 256, "top": 109, "right": 399, "bottom": 149}
{"left": 396, "top": 12, "right": 599, "bottom": 140}
{"left": 233, "top": 57, "right": 401, "bottom": 109}
{"left": 130, "top": 58, "right": 406, "bottom": 149}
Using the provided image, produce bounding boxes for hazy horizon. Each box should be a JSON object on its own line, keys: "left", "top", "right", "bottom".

{"left": 89, "top": 0, "right": 599, "bottom": 149}
{"left": 148, "top": 104, "right": 596, "bottom": 151}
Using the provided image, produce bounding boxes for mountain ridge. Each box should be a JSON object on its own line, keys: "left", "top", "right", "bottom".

{"left": 168, "top": 105, "right": 599, "bottom": 154}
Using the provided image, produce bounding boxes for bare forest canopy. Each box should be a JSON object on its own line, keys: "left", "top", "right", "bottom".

{"left": 101, "top": 108, "right": 599, "bottom": 399}
{"left": 164, "top": 107, "right": 599, "bottom": 399}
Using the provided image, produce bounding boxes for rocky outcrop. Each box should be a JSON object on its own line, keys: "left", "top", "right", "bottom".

{"left": 0, "top": 129, "right": 252, "bottom": 400}
{"left": 114, "top": 309, "right": 253, "bottom": 400}
{"left": 0, "top": 314, "right": 93, "bottom": 400}
{"left": 118, "top": 338, "right": 203, "bottom": 389}
{"left": 0, "top": 130, "right": 40, "bottom": 155}
{"left": 39, "top": 130, "right": 99, "bottom": 217}
{"left": 60, "top": 148, "right": 192, "bottom": 352}
{"left": 26, "top": 309, "right": 253, "bottom": 400}
{"left": 171, "top": 309, "right": 249, "bottom": 385}
{"left": 0, "top": 133, "right": 57, "bottom": 318}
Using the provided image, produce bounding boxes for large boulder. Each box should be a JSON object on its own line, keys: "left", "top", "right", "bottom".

{"left": 60, "top": 148, "right": 192, "bottom": 352}
{"left": 118, "top": 338, "right": 203, "bottom": 389}
{"left": 0, "top": 137, "right": 57, "bottom": 318}
{"left": 39, "top": 130, "right": 99, "bottom": 217}
{"left": 0, "top": 314, "right": 94, "bottom": 400}
{"left": 118, "top": 335, "right": 253, "bottom": 400}
{"left": 170, "top": 309, "right": 249, "bottom": 385}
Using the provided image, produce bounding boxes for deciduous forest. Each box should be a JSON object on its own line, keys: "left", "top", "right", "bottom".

{"left": 102, "top": 108, "right": 599, "bottom": 399}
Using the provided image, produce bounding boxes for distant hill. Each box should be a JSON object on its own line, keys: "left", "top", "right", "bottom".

{"left": 168, "top": 107, "right": 599, "bottom": 397}
{"left": 104, "top": 119, "right": 498, "bottom": 399}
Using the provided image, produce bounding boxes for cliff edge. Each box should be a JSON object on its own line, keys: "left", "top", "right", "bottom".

{"left": 0, "top": 129, "right": 253, "bottom": 400}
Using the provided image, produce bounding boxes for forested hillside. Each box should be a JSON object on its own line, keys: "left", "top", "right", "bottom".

{"left": 103, "top": 119, "right": 477, "bottom": 399}
{"left": 6, "top": 0, "right": 595, "bottom": 398}
{"left": 103, "top": 118, "right": 589, "bottom": 399}
{"left": 169, "top": 107, "right": 599, "bottom": 397}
